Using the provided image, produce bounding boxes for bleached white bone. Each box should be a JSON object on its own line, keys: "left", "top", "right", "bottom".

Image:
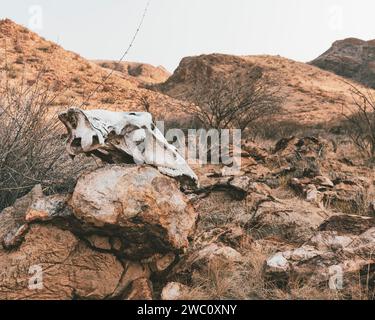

{"left": 58, "top": 108, "right": 198, "bottom": 185}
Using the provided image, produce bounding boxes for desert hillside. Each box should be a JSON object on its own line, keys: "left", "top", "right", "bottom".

{"left": 155, "top": 53, "right": 374, "bottom": 125}
{"left": 2, "top": 16, "right": 375, "bottom": 301}
{"left": 94, "top": 60, "right": 170, "bottom": 84}
{"left": 0, "top": 19, "right": 181, "bottom": 117}
{"left": 311, "top": 38, "right": 375, "bottom": 89}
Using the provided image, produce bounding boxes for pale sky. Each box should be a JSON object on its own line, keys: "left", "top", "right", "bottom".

{"left": 1, "top": 0, "right": 375, "bottom": 72}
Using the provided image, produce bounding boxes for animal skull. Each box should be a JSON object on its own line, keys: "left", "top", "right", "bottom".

{"left": 58, "top": 108, "right": 198, "bottom": 185}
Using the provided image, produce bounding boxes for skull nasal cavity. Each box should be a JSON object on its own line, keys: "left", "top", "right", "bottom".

{"left": 92, "top": 135, "right": 99, "bottom": 145}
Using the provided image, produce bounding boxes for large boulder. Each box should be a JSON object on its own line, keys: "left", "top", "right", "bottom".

{"left": 70, "top": 165, "right": 197, "bottom": 259}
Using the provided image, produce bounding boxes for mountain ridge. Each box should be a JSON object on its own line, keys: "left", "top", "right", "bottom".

{"left": 155, "top": 53, "right": 372, "bottom": 124}
{"left": 311, "top": 37, "right": 375, "bottom": 89}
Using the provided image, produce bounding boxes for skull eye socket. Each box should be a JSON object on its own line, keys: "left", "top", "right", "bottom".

{"left": 71, "top": 138, "right": 82, "bottom": 148}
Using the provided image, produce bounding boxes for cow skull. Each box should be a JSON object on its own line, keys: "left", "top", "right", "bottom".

{"left": 58, "top": 108, "right": 198, "bottom": 186}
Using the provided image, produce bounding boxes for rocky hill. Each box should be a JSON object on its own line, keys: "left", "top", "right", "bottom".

{"left": 155, "top": 53, "right": 374, "bottom": 125}
{"left": 311, "top": 38, "right": 375, "bottom": 89}
{"left": 2, "top": 19, "right": 372, "bottom": 126}
{"left": 0, "top": 19, "right": 181, "bottom": 118}
{"left": 94, "top": 60, "right": 170, "bottom": 84}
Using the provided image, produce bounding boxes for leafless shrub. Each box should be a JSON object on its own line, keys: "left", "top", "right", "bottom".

{"left": 179, "top": 68, "right": 283, "bottom": 131}
{"left": 0, "top": 73, "right": 92, "bottom": 211}
{"left": 343, "top": 83, "right": 375, "bottom": 159}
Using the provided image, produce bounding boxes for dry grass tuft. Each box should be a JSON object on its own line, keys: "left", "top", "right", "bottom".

{"left": 178, "top": 246, "right": 271, "bottom": 300}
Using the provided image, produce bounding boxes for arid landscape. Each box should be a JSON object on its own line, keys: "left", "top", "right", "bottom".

{"left": 1, "top": 17, "right": 375, "bottom": 301}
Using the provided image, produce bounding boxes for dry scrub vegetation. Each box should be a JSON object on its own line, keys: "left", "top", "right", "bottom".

{"left": 178, "top": 67, "right": 283, "bottom": 131}
{"left": 0, "top": 72, "right": 93, "bottom": 210}
{"left": 342, "top": 82, "right": 375, "bottom": 160}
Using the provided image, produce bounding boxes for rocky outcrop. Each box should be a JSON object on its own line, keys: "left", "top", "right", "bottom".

{"left": 270, "top": 136, "right": 329, "bottom": 178}
{"left": 0, "top": 165, "right": 197, "bottom": 300}
{"left": 311, "top": 38, "right": 375, "bottom": 88}
{"left": 156, "top": 54, "right": 255, "bottom": 98}
{"left": 154, "top": 53, "right": 370, "bottom": 125}
{"left": 264, "top": 223, "right": 375, "bottom": 292}
{"left": 246, "top": 196, "right": 334, "bottom": 243}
